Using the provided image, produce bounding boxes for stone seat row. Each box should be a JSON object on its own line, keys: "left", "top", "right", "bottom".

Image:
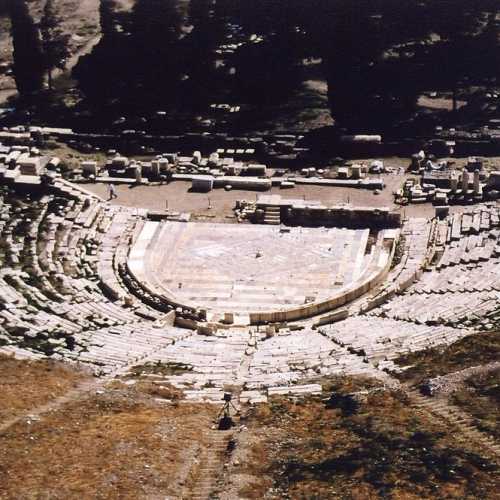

{"left": 410, "top": 257, "right": 500, "bottom": 294}
{"left": 370, "top": 290, "right": 499, "bottom": 327}
{"left": 319, "top": 316, "right": 472, "bottom": 363}
{"left": 62, "top": 323, "right": 193, "bottom": 374}
{"left": 132, "top": 328, "right": 373, "bottom": 393}
{"left": 142, "top": 330, "right": 250, "bottom": 390}
{"left": 33, "top": 194, "right": 159, "bottom": 320}
{"left": 437, "top": 232, "right": 498, "bottom": 269}
{"left": 442, "top": 206, "right": 500, "bottom": 245}
{"left": 248, "top": 330, "right": 344, "bottom": 373}
{"left": 353, "top": 218, "right": 432, "bottom": 314}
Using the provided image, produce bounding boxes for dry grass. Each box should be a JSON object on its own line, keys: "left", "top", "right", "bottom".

{"left": 1, "top": 356, "right": 498, "bottom": 499}
{"left": 0, "top": 380, "right": 218, "bottom": 499}
{"left": 235, "top": 377, "right": 499, "bottom": 499}
{"left": 42, "top": 141, "right": 108, "bottom": 170}
{"left": 0, "top": 354, "right": 88, "bottom": 424}
{"left": 395, "top": 330, "right": 500, "bottom": 386}
{"left": 132, "top": 379, "right": 186, "bottom": 401}
{"left": 0, "top": 356, "right": 222, "bottom": 499}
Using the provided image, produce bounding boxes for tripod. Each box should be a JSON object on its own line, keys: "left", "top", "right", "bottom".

{"left": 216, "top": 393, "right": 238, "bottom": 430}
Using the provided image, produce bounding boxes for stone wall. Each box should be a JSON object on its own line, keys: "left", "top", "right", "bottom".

{"left": 253, "top": 199, "right": 401, "bottom": 229}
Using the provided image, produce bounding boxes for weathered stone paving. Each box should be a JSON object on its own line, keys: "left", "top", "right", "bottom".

{"left": 137, "top": 221, "right": 371, "bottom": 313}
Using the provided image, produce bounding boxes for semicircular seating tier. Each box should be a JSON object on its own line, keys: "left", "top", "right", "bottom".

{"left": 1, "top": 176, "right": 499, "bottom": 402}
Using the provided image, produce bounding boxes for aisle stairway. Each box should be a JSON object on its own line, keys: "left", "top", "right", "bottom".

{"left": 188, "top": 430, "right": 234, "bottom": 499}
{"left": 263, "top": 205, "right": 280, "bottom": 225}
{"left": 408, "top": 388, "right": 500, "bottom": 459}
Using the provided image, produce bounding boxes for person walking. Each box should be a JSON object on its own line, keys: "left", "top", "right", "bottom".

{"left": 108, "top": 183, "right": 117, "bottom": 200}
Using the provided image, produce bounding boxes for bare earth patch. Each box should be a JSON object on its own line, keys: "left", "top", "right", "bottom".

{"left": 78, "top": 154, "right": 500, "bottom": 222}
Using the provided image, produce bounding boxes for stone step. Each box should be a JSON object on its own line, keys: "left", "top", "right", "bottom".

{"left": 263, "top": 218, "right": 280, "bottom": 225}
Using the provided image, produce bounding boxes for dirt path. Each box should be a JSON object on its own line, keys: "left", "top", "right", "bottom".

{"left": 0, "top": 376, "right": 101, "bottom": 436}
{"left": 80, "top": 173, "right": 471, "bottom": 223}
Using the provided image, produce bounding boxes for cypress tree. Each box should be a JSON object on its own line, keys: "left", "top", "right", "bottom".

{"left": 184, "top": 0, "right": 221, "bottom": 108}
{"left": 99, "top": 0, "right": 119, "bottom": 37}
{"left": 73, "top": 0, "right": 134, "bottom": 108}
{"left": 130, "top": 0, "right": 184, "bottom": 108}
{"left": 8, "top": 0, "right": 44, "bottom": 95}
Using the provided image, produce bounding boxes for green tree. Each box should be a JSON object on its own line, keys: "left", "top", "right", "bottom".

{"left": 40, "top": 0, "right": 70, "bottom": 91}
{"left": 422, "top": 0, "right": 497, "bottom": 113}
{"left": 129, "top": 0, "right": 184, "bottom": 109}
{"left": 320, "top": 0, "right": 428, "bottom": 130}
{"left": 7, "top": 0, "right": 44, "bottom": 95}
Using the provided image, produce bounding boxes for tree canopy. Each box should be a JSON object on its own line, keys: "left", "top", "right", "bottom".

{"left": 71, "top": 0, "right": 499, "bottom": 131}
{"left": 40, "top": 0, "right": 71, "bottom": 90}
